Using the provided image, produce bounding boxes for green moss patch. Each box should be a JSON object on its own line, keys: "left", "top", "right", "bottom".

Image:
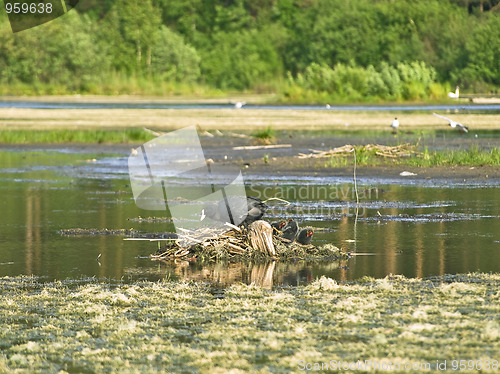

{"left": 1, "top": 273, "right": 499, "bottom": 373}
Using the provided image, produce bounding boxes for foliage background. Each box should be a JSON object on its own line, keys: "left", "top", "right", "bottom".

{"left": 0, "top": 0, "right": 499, "bottom": 100}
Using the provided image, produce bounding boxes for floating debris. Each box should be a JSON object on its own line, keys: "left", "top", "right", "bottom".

{"left": 58, "top": 228, "right": 140, "bottom": 236}
{"left": 298, "top": 143, "right": 419, "bottom": 159}
{"left": 400, "top": 171, "right": 417, "bottom": 176}
{"left": 232, "top": 144, "right": 292, "bottom": 151}
{"left": 58, "top": 228, "right": 179, "bottom": 239}
{"left": 363, "top": 212, "right": 483, "bottom": 223}
{"left": 127, "top": 216, "right": 173, "bottom": 223}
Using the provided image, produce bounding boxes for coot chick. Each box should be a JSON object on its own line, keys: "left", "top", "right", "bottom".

{"left": 201, "top": 196, "right": 266, "bottom": 226}
{"left": 271, "top": 220, "right": 286, "bottom": 235}
{"left": 296, "top": 228, "right": 313, "bottom": 245}
{"left": 281, "top": 218, "right": 299, "bottom": 241}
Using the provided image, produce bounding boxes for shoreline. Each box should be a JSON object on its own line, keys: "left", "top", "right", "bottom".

{"left": 2, "top": 94, "right": 500, "bottom": 104}
{"left": 243, "top": 163, "right": 500, "bottom": 185}
{"left": 1, "top": 142, "right": 499, "bottom": 184}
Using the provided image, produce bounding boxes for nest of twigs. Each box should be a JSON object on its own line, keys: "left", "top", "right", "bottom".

{"left": 151, "top": 222, "right": 348, "bottom": 263}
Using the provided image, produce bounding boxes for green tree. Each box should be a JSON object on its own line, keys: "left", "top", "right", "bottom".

{"left": 151, "top": 26, "right": 200, "bottom": 83}
{"left": 201, "top": 28, "right": 283, "bottom": 89}
{"left": 462, "top": 14, "right": 500, "bottom": 86}
{"left": 100, "top": 0, "right": 161, "bottom": 73}
{"left": 0, "top": 12, "right": 107, "bottom": 91}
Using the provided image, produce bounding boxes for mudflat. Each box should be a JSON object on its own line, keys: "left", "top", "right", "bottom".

{"left": 1, "top": 107, "right": 500, "bottom": 131}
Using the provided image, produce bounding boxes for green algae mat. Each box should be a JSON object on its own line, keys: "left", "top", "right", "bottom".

{"left": 1, "top": 274, "right": 499, "bottom": 373}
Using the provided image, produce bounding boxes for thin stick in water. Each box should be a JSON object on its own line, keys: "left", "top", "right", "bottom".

{"left": 351, "top": 148, "right": 359, "bottom": 205}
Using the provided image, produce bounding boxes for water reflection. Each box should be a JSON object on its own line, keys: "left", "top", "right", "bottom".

{"left": 0, "top": 150, "right": 499, "bottom": 286}
{"left": 125, "top": 259, "right": 344, "bottom": 289}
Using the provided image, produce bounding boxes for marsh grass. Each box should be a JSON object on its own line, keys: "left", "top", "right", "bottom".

{"left": 325, "top": 145, "right": 499, "bottom": 168}
{"left": 408, "top": 145, "right": 500, "bottom": 167}
{"left": 0, "top": 128, "right": 155, "bottom": 144}
{"left": 0, "top": 273, "right": 499, "bottom": 373}
{"left": 252, "top": 125, "right": 276, "bottom": 144}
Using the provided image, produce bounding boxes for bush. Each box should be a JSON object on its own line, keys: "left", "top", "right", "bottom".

{"left": 284, "top": 61, "right": 443, "bottom": 102}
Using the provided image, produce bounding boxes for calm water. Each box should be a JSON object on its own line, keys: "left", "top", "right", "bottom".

{"left": 2, "top": 99, "right": 500, "bottom": 113}
{"left": 0, "top": 149, "right": 499, "bottom": 287}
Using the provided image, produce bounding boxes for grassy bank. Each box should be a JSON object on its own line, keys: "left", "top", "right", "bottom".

{"left": 0, "top": 128, "right": 154, "bottom": 144}
{"left": 0, "top": 274, "right": 499, "bottom": 373}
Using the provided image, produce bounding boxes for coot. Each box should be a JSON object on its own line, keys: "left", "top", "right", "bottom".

{"left": 281, "top": 218, "right": 299, "bottom": 241}
{"left": 296, "top": 228, "right": 313, "bottom": 245}
{"left": 271, "top": 220, "right": 286, "bottom": 235}
{"left": 201, "top": 196, "right": 266, "bottom": 226}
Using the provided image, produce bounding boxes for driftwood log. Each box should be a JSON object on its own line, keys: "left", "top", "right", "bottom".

{"left": 248, "top": 220, "right": 275, "bottom": 256}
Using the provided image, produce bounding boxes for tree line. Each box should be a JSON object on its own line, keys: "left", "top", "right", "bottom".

{"left": 0, "top": 0, "right": 499, "bottom": 100}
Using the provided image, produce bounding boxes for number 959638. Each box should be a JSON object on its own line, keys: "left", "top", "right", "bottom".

{"left": 451, "top": 360, "right": 498, "bottom": 371}
{"left": 5, "top": 2, "right": 53, "bottom": 14}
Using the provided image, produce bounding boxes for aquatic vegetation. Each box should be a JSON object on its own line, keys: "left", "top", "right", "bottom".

{"left": 252, "top": 126, "right": 276, "bottom": 144}
{"left": 321, "top": 144, "right": 499, "bottom": 167}
{"left": 0, "top": 273, "right": 499, "bottom": 372}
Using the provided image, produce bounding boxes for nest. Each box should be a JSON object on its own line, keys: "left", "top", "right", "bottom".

{"left": 151, "top": 220, "right": 349, "bottom": 263}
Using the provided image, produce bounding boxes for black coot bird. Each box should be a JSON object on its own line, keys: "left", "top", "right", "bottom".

{"left": 281, "top": 218, "right": 299, "bottom": 241}
{"left": 271, "top": 220, "right": 286, "bottom": 235}
{"left": 296, "top": 228, "right": 314, "bottom": 245}
{"left": 244, "top": 196, "right": 267, "bottom": 224}
{"left": 201, "top": 196, "right": 266, "bottom": 226}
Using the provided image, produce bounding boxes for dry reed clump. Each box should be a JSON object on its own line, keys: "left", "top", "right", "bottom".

{"left": 299, "top": 143, "right": 420, "bottom": 159}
